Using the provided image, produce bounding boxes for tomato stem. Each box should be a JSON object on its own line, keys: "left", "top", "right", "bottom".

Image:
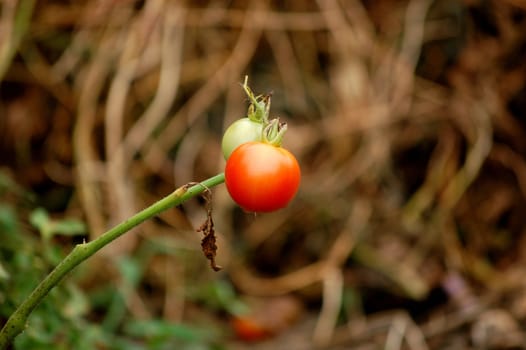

{"left": 243, "top": 75, "right": 271, "bottom": 124}
{"left": 0, "top": 173, "right": 226, "bottom": 349}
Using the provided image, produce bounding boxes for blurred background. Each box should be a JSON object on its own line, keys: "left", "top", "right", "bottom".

{"left": 1, "top": 0, "right": 526, "bottom": 349}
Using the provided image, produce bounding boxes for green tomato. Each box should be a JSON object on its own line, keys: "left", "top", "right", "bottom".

{"left": 221, "top": 118, "right": 263, "bottom": 159}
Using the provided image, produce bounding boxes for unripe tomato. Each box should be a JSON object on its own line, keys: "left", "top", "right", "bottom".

{"left": 225, "top": 142, "right": 300, "bottom": 212}
{"left": 221, "top": 118, "right": 263, "bottom": 159}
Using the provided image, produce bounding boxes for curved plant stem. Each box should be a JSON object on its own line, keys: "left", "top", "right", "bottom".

{"left": 0, "top": 0, "right": 36, "bottom": 82}
{"left": 0, "top": 172, "right": 225, "bottom": 349}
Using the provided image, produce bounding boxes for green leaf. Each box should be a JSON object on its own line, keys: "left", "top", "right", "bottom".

{"left": 61, "top": 284, "right": 89, "bottom": 319}
{"left": 0, "top": 204, "right": 18, "bottom": 234}
{"left": 0, "top": 262, "right": 9, "bottom": 280}
{"left": 123, "top": 319, "right": 215, "bottom": 343}
{"left": 190, "top": 279, "right": 248, "bottom": 316}
{"left": 117, "top": 256, "right": 142, "bottom": 287}
{"left": 49, "top": 219, "right": 86, "bottom": 236}
{"left": 29, "top": 208, "right": 86, "bottom": 240}
{"left": 29, "top": 208, "right": 49, "bottom": 233}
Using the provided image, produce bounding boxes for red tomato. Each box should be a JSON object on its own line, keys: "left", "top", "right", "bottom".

{"left": 225, "top": 142, "right": 300, "bottom": 212}
{"left": 231, "top": 316, "right": 269, "bottom": 342}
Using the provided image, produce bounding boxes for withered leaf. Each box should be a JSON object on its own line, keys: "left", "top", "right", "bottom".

{"left": 196, "top": 187, "right": 222, "bottom": 272}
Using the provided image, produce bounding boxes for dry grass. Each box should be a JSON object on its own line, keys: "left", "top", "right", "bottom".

{"left": 2, "top": 0, "right": 526, "bottom": 348}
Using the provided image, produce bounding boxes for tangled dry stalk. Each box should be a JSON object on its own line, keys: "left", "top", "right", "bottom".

{"left": 2, "top": 0, "right": 526, "bottom": 348}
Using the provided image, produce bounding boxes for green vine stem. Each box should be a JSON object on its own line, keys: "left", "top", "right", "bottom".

{"left": 0, "top": 172, "right": 225, "bottom": 349}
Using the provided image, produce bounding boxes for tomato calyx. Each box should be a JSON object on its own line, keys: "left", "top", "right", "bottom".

{"left": 242, "top": 76, "right": 271, "bottom": 124}
{"left": 241, "top": 76, "right": 289, "bottom": 147}
{"left": 262, "top": 118, "right": 288, "bottom": 147}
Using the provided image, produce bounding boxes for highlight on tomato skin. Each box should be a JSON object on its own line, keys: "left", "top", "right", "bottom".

{"left": 224, "top": 141, "right": 301, "bottom": 213}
